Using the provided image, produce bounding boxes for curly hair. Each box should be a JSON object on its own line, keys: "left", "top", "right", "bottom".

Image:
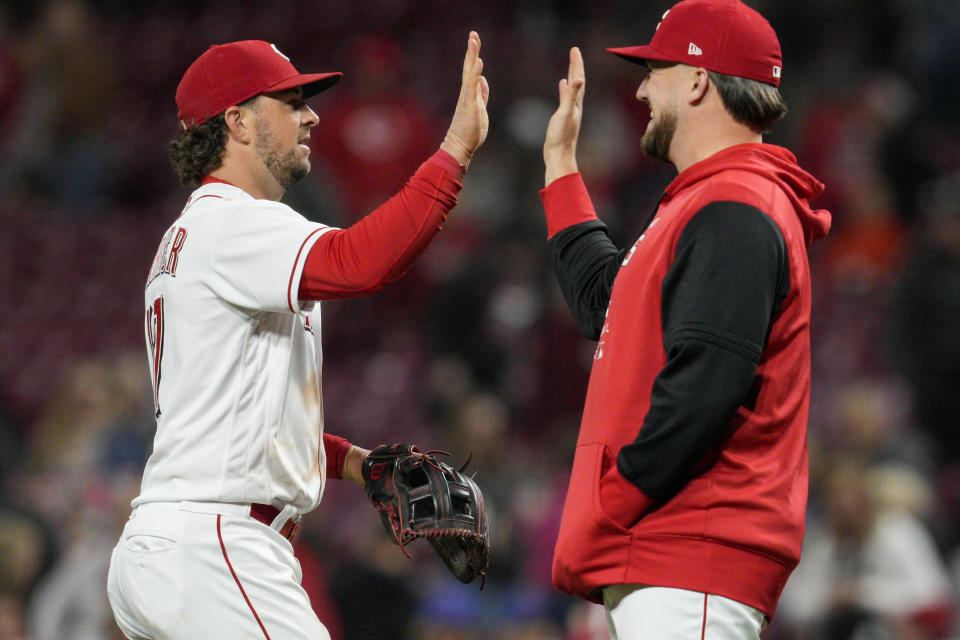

{"left": 708, "top": 71, "right": 788, "bottom": 134}
{"left": 168, "top": 115, "right": 230, "bottom": 189}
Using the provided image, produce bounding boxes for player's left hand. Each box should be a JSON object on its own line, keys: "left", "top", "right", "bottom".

{"left": 441, "top": 31, "right": 490, "bottom": 169}
{"left": 361, "top": 443, "right": 490, "bottom": 586}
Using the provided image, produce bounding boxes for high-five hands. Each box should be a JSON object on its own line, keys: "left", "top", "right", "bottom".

{"left": 543, "top": 47, "right": 585, "bottom": 187}
{"left": 442, "top": 31, "right": 490, "bottom": 169}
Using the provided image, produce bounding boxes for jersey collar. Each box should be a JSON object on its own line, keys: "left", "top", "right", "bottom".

{"left": 182, "top": 177, "right": 255, "bottom": 214}
{"left": 200, "top": 175, "right": 236, "bottom": 187}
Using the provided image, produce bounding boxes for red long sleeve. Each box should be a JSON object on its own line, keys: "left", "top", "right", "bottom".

{"left": 322, "top": 433, "right": 353, "bottom": 480}
{"left": 539, "top": 172, "right": 599, "bottom": 239}
{"left": 299, "top": 149, "right": 464, "bottom": 300}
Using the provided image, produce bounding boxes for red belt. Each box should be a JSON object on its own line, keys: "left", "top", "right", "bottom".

{"left": 250, "top": 504, "right": 301, "bottom": 542}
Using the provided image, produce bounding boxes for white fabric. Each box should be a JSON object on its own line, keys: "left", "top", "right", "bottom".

{"left": 107, "top": 502, "right": 330, "bottom": 640}
{"left": 134, "top": 181, "right": 335, "bottom": 514}
{"left": 860, "top": 510, "right": 954, "bottom": 614}
{"left": 778, "top": 509, "right": 954, "bottom": 625}
{"left": 603, "top": 584, "right": 766, "bottom": 640}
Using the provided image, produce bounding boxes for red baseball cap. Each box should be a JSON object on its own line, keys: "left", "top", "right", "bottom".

{"left": 607, "top": 0, "right": 782, "bottom": 86}
{"left": 176, "top": 40, "right": 342, "bottom": 128}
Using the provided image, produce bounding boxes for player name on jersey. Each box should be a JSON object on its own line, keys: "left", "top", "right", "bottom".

{"left": 146, "top": 225, "right": 188, "bottom": 286}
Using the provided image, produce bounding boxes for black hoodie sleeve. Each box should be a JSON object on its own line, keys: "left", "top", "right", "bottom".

{"left": 548, "top": 220, "right": 629, "bottom": 340}
{"left": 617, "top": 201, "right": 790, "bottom": 503}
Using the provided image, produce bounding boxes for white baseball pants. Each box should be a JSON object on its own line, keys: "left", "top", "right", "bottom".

{"left": 603, "top": 584, "right": 767, "bottom": 640}
{"left": 107, "top": 502, "right": 330, "bottom": 640}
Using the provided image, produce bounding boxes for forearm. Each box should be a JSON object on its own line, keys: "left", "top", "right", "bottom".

{"left": 299, "top": 149, "right": 464, "bottom": 300}
{"left": 541, "top": 173, "right": 622, "bottom": 339}
{"left": 549, "top": 222, "right": 623, "bottom": 339}
{"left": 544, "top": 150, "right": 578, "bottom": 189}
{"left": 323, "top": 433, "right": 369, "bottom": 488}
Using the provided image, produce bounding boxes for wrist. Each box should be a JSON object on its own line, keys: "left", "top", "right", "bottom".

{"left": 343, "top": 445, "right": 370, "bottom": 488}
{"left": 440, "top": 136, "right": 473, "bottom": 170}
{"left": 544, "top": 152, "right": 578, "bottom": 188}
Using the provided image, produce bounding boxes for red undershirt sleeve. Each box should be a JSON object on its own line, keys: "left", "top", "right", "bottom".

{"left": 539, "top": 172, "right": 600, "bottom": 239}
{"left": 298, "top": 148, "right": 465, "bottom": 301}
{"left": 323, "top": 433, "right": 353, "bottom": 480}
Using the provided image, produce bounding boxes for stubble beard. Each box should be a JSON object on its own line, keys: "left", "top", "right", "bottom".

{"left": 641, "top": 109, "right": 677, "bottom": 163}
{"left": 255, "top": 123, "right": 310, "bottom": 191}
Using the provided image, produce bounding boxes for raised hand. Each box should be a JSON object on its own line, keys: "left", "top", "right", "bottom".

{"left": 441, "top": 31, "right": 490, "bottom": 169}
{"left": 543, "top": 46, "right": 585, "bottom": 187}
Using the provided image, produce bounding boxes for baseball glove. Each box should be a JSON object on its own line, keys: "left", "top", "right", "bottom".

{"left": 361, "top": 443, "right": 489, "bottom": 586}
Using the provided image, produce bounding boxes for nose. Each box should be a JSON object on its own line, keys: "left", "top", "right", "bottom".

{"left": 636, "top": 76, "right": 649, "bottom": 103}
{"left": 302, "top": 105, "right": 319, "bottom": 128}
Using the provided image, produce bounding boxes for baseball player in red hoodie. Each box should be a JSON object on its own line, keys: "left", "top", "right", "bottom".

{"left": 107, "top": 34, "right": 488, "bottom": 640}
{"left": 541, "top": 1, "right": 831, "bottom": 637}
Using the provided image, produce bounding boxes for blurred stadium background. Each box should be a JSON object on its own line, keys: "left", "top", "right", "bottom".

{"left": 1, "top": 0, "right": 959, "bottom": 638}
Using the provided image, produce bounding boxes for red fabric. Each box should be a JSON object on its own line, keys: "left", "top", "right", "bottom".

{"left": 200, "top": 175, "right": 235, "bottom": 186}
{"left": 540, "top": 173, "right": 600, "bottom": 239}
{"left": 298, "top": 149, "right": 463, "bottom": 301}
{"left": 322, "top": 433, "right": 353, "bottom": 480}
{"left": 545, "top": 144, "right": 830, "bottom": 617}
{"left": 176, "top": 40, "right": 340, "bottom": 127}
{"left": 907, "top": 601, "right": 956, "bottom": 638}
{"left": 598, "top": 462, "right": 653, "bottom": 526}
{"left": 287, "top": 228, "right": 328, "bottom": 313}
{"left": 606, "top": 0, "right": 782, "bottom": 86}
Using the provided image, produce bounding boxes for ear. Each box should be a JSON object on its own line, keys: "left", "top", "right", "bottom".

{"left": 223, "top": 104, "right": 254, "bottom": 145}
{"left": 688, "top": 67, "right": 710, "bottom": 105}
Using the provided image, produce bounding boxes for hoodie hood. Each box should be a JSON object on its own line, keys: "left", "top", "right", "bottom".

{"left": 663, "top": 143, "right": 831, "bottom": 247}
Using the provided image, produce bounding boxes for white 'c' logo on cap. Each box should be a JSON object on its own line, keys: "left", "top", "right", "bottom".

{"left": 655, "top": 8, "right": 670, "bottom": 31}
{"left": 270, "top": 44, "right": 290, "bottom": 62}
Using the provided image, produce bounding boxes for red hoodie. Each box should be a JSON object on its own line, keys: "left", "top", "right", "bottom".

{"left": 544, "top": 143, "right": 831, "bottom": 617}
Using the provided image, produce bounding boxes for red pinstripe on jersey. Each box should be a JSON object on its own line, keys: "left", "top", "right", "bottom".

{"left": 217, "top": 515, "right": 272, "bottom": 639}
{"left": 701, "top": 594, "right": 708, "bottom": 640}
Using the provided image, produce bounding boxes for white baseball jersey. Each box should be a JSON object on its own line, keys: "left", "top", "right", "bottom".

{"left": 134, "top": 180, "right": 334, "bottom": 514}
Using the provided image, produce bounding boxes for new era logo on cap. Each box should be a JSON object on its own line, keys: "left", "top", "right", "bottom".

{"left": 606, "top": 0, "right": 783, "bottom": 87}
{"left": 176, "top": 40, "right": 343, "bottom": 128}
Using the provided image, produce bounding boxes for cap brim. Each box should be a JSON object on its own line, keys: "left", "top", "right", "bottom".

{"left": 606, "top": 45, "right": 674, "bottom": 66}
{"left": 267, "top": 72, "right": 343, "bottom": 98}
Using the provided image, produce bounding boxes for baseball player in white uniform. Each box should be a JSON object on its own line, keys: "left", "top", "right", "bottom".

{"left": 107, "top": 34, "right": 489, "bottom": 640}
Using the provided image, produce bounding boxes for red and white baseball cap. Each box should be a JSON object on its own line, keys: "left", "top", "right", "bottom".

{"left": 607, "top": 0, "right": 782, "bottom": 86}
{"left": 176, "top": 40, "right": 342, "bottom": 128}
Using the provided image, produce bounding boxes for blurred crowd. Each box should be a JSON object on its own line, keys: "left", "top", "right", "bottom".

{"left": 1, "top": 0, "right": 959, "bottom": 638}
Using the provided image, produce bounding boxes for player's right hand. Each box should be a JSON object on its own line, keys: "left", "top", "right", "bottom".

{"left": 441, "top": 31, "right": 490, "bottom": 169}
{"left": 543, "top": 46, "right": 585, "bottom": 187}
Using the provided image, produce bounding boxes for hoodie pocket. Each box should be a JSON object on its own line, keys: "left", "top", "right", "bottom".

{"left": 597, "top": 445, "right": 653, "bottom": 531}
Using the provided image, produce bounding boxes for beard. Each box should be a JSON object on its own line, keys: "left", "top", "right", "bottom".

{"left": 254, "top": 122, "right": 310, "bottom": 190}
{"left": 641, "top": 108, "right": 677, "bottom": 163}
